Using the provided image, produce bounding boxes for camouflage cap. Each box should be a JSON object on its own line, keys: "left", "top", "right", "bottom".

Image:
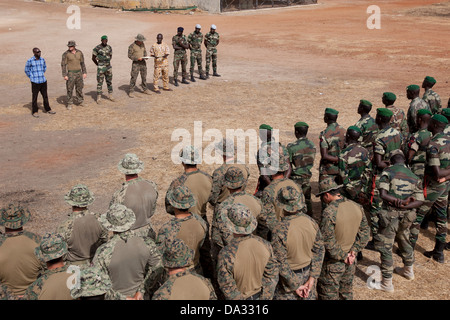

{"left": 215, "top": 138, "right": 235, "bottom": 157}
{"left": 162, "top": 238, "right": 194, "bottom": 268}
{"left": 99, "top": 203, "right": 136, "bottom": 233}
{"left": 35, "top": 233, "right": 68, "bottom": 262}
{"left": 389, "top": 149, "right": 405, "bottom": 159}
{"left": 277, "top": 186, "right": 303, "bottom": 213}
{"left": 67, "top": 40, "right": 76, "bottom": 47}
{"left": 167, "top": 186, "right": 196, "bottom": 210}
{"left": 223, "top": 167, "right": 246, "bottom": 189}
{"left": 179, "top": 145, "right": 201, "bottom": 165}
{"left": 117, "top": 153, "right": 144, "bottom": 175}
{"left": 0, "top": 203, "right": 31, "bottom": 229}
{"left": 135, "top": 33, "right": 146, "bottom": 41}
{"left": 221, "top": 203, "right": 257, "bottom": 235}
{"left": 315, "top": 176, "right": 343, "bottom": 197}
{"left": 64, "top": 184, "right": 95, "bottom": 208}
{"left": 70, "top": 266, "right": 111, "bottom": 299}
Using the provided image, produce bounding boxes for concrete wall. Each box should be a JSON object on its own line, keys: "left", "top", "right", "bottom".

{"left": 89, "top": 0, "right": 220, "bottom": 11}
{"left": 195, "top": 0, "right": 220, "bottom": 13}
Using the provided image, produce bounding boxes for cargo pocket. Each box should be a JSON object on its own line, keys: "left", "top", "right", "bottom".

{"left": 378, "top": 210, "right": 391, "bottom": 228}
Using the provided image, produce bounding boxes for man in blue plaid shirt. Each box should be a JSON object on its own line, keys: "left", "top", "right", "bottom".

{"left": 24, "top": 48, "right": 55, "bottom": 117}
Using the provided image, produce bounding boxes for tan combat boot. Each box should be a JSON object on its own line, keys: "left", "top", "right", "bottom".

{"left": 377, "top": 277, "right": 394, "bottom": 293}
{"left": 394, "top": 265, "right": 414, "bottom": 280}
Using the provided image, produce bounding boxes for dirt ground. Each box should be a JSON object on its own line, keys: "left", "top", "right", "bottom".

{"left": 0, "top": 0, "right": 449, "bottom": 300}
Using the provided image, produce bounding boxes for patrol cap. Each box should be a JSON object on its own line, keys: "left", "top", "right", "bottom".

{"left": 211, "top": 24, "right": 217, "bottom": 30}
{"left": 359, "top": 99, "right": 372, "bottom": 107}
{"left": 431, "top": 114, "right": 449, "bottom": 124}
{"left": 100, "top": 203, "right": 136, "bottom": 233}
{"left": 0, "top": 203, "right": 31, "bottom": 230}
{"left": 101, "top": 35, "right": 108, "bottom": 40}
{"left": 383, "top": 92, "right": 397, "bottom": 102}
{"left": 195, "top": 24, "right": 201, "bottom": 29}
{"left": 162, "top": 238, "right": 194, "bottom": 268}
{"left": 424, "top": 76, "right": 436, "bottom": 85}
{"left": 347, "top": 125, "right": 362, "bottom": 135}
{"left": 389, "top": 149, "right": 405, "bottom": 159}
{"left": 277, "top": 186, "right": 303, "bottom": 213}
{"left": 294, "top": 121, "right": 309, "bottom": 128}
{"left": 315, "top": 176, "right": 343, "bottom": 197}
{"left": 177, "top": 27, "right": 184, "bottom": 32}
{"left": 117, "top": 153, "right": 144, "bottom": 175}
{"left": 441, "top": 108, "right": 450, "bottom": 118}
{"left": 324, "top": 108, "right": 339, "bottom": 115}
{"left": 166, "top": 185, "right": 196, "bottom": 210}
{"left": 35, "top": 233, "right": 68, "bottom": 262}
{"left": 67, "top": 40, "right": 76, "bottom": 47}
{"left": 417, "top": 109, "right": 432, "bottom": 117}
{"left": 221, "top": 203, "right": 257, "bottom": 235}
{"left": 377, "top": 108, "right": 394, "bottom": 117}
{"left": 64, "top": 184, "right": 95, "bottom": 208}
{"left": 223, "top": 167, "right": 246, "bottom": 189}
{"left": 259, "top": 124, "right": 273, "bottom": 130}
{"left": 70, "top": 266, "right": 111, "bottom": 299}
{"left": 406, "top": 84, "right": 420, "bottom": 91}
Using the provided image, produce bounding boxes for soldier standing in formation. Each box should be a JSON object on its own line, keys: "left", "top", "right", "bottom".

{"left": 406, "top": 84, "right": 430, "bottom": 133}
{"left": 382, "top": 92, "right": 408, "bottom": 141}
{"left": 204, "top": 24, "right": 221, "bottom": 78}
{"left": 61, "top": 40, "right": 87, "bottom": 109}
{"left": 172, "top": 27, "right": 190, "bottom": 86}
{"left": 188, "top": 24, "right": 207, "bottom": 82}
{"left": 128, "top": 34, "right": 150, "bottom": 97}
{"left": 149, "top": 33, "right": 172, "bottom": 93}
{"left": 422, "top": 76, "right": 442, "bottom": 114}
{"left": 354, "top": 100, "right": 378, "bottom": 160}
{"left": 92, "top": 35, "right": 114, "bottom": 103}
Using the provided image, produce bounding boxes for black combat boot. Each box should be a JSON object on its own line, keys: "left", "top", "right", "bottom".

{"left": 200, "top": 74, "right": 207, "bottom": 80}
{"left": 190, "top": 75, "right": 196, "bottom": 82}
{"left": 213, "top": 72, "right": 221, "bottom": 77}
{"left": 174, "top": 79, "right": 179, "bottom": 87}
{"left": 423, "top": 241, "right": 445, "bottom": 263}
{"left": 181, "top": 78, "right": 189, "bottom": 84}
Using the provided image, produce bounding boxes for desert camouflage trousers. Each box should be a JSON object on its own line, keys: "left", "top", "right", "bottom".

{"left": 205, "top": 47, "right": 218, "bottom": 74}
{"left": 129, "top": 61, "right": 148, "bottom": 92}
{"left": 317, "top": 258, "right": 356, "bottom": 300}
{"left": 97, "top": 65, "right": 113, "bottom": 95}
{"left": 66, "top": 70, "right": 83, "bottom": 105}
{"left": 374, "top": 209, "right": 416, "bottom": 279}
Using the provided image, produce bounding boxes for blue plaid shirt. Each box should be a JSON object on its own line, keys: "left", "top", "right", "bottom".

{"left": 24, "top": 56, "right": 47, "bottom": 84}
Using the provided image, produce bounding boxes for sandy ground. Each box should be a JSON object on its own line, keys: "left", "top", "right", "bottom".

{"left": 0, "top": 0, "right": 449, "bottom": 300}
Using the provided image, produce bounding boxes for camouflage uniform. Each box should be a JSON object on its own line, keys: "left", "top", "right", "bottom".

{"left": 407, "top": 97, "right": 430, "bottom": 133}
{"left": 217, "top": 204, "right": 279, "bottom": 300}
{"left": 386, "top": 105, "right": 408, "bottom": 141}
{"left": 410, "top": 132, "right": 450, "bottom": 247}
{"left": 317, "top": 197, "right": 370, "bottom": 300}
{"left": 338, "top": 142, "right": 372, "bottom": 202}
{"left": 354, "top": 114, "right": 378, "bottom": 159}
{"left": 423, "top": 88, "right": 442, "bottom": 115}
{"left": 94, "top": 204, "right": 163, "bottom": 300}
{"left": 204, "top": 30, "right": 220, "bottom": 76}
{"left": 92, "top": 42, "right": 113, "bottom": 96}
{"left": 70, "top": 265, "right": 111, "bottom": 300}
{"left": 153, "top": 238, "right": 217, "bottom": 300}
{"left": 61, "top": 43, "right": 87, "bottom": 106}
{"left": 319, "top": 122, "right": 346, "bottom": 182}
{"left": 187, "top": 30, "right": 204, "bottom": 78}
{"left": 271, "top": 187, "right": 324, "bottom": 300}
{"left": 406, "top": 127, "right": 432, "bottom": 180}
{"left": 209, "top": 163, "right": 250, "bottom": 208}
{"left": 128, "top": 36, "right": 148, "bottom": 93}
{"left": 287, "top": 136, "right": 316, "bottom": 216}
{"left": 25, "top": 233, "right": 73, "bottom": 300}
{"left": 375, "top": 160, "right": 424, "bottom": 279}
{"left": 172, "top": 34, "right": 189, "bottom": 81}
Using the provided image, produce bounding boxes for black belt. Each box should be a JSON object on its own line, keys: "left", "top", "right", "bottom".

{"left": 246, "top": 292, "right": 261, "bottom": 300}
{"left": 293, "top": 264, "right": 311, "bottom": 274}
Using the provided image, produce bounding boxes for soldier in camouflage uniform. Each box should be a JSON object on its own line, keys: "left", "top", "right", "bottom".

{"left": 128, "top": 34, "right": 150, "bottom": 97}
{"left": 410, "top": 114, "right": 450, "bottom": 263}
{"left": 217, "top": 203, "right": 279, "bottom": 300}
{"left": 93, "top": 203, "right": 163, "bottom": 300}
{"left": 316, "top": 177, "right": 370, "bottom": 300}
{"left": 382, "top": 92, "right": 408, "bottom": 142}
{"left": 354, "top": 100, "right": 378, "bottom": 160}
{"left": 406, "top": 84, "right": 430, "bottom": 134}
{"left": 204, "top": 24, "right": 220, "bottom": 78}
{"left": 287, "top": 121, "right": 316, "bottom": 216}
{"left": 188, "top": 24, "right": 207, "bottom": 82}
{"left": 92, "top": 35, "right": 114, "bottom": 103}
{"left": 110, "top": 153, "right": 158, "bottom": 240}
{"left": 153, "top": 238, "right": 217, "bottom": 300}
{"left": 338, "top": 126, "right": 372, "bottom": 203}
{"left": 271, "top": 186, "right": 324, "bottom": 300}
{"left": 375, "top": 149, "right": 424, "bottom": 292}
{"left": 405, "top": 109, "right": 433, "bottom": 180}
{"left": 157, "top": 186, "right": 213, "bottom": 279}
{"left": 319, "top": 108, "right": 346, "bottom": 183}
{"left": 70, "top": 265, "right": 111, "bottom": 300}
{"left": 442, "top": 108, "right": 450, "bottom": 135}
{"left": 61, "top": 40, "right": 87, "bottom": 109}
{"left": 422, "top": 76, "right": 442, "bottom": 114}
{"left": 25, "top": 233, "right": 73, "bottom": 300}
{"left": 57, "top": 184, "right": 108, "bottom": 266}
{"left": 0, "top": 204, "right": 42, "bottom": 298}
{"left": 172, "top": 27, "right": 190, "bottom": 86}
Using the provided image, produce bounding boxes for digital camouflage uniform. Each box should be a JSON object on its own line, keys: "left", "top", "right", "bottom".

{"left": 317, "top": 197, "right": 370, "bottom": 300}
{"left": 204, "top": 30, "right": 220, "bottom": 75}
{"left": 354, "top": 114, "right": 378, "bottom": 159}
{"left": 187, "top": 30, "right": 204, "bottom": 78}
{"left": 172, "top": 34, "right": 189, "bottom": 80}
{"left": 423, "top": 88, "right": 442, "bottom": 115}
{"left": 61, "top": 46, "right": 87, "bottom": 106}
{"left": 407, "top": 97, "right": 430, "bottom": 133}
{"left": 70, "top": 265, "right": 111, "bottom": 299}
{"left": 406, "top": 127, "right": 432, "bottom": 180}
{"left": 319, "top": 122, "right": 346, "bottom": 182}
{"left": 271, "top": 186, "right": 324, "bottom": 300}
{"left": 92, "top": 42, "right": 113, "bottom": 95}
{"left": 287, "top": 136, "right": 316, "bottom": 216}
{"left": 338, "top": 142, "right": 372, "bottom": 202}
{"left": 376, "top": 160, "right": 424, "bottom": 279}
{"left": 128, "top": 37, "right": 148, "bottom": 93}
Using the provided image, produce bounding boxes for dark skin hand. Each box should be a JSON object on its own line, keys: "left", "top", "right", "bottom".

{"left": 92, "top": 39, "right": 109, "bottom": 66}
{"left": 380, "top": 189, "right": 423, "bottom": 209}
{"left": 173, "top": 31, "right": 189, "bottom": 50}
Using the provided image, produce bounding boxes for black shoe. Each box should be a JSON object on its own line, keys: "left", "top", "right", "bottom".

{"left": 190, "top": 76, "right": 196, "bottom": 82}
{"left": 32, "top": 113, "right": 39, "bottom": 118}
{"left": 174, "top": 79, "right": 179, "bottom": 87}
{"left": 213, "top": 72, "right": 221, "bottom": 77}
{"left": 181, "top": 78, "right": 189, "bottom": 84}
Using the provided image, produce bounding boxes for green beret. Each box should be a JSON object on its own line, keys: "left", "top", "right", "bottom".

{"left": 417, "top": 109, "right": 432, "bottom": 117}
{"left": 432, "top": 114, "right": 449, "bottom": 124}
{"left": 360, "top": 99, "right": 372, "bottom": 107}
{"left": 259, "top": 124, "right": 272, "bottom": 130}
{"left": 325, "top": 108, "right": 339, "bottom": 115}
{"left": 441, "top": 108, "right": 450, "bottom": 117}
{"left": 347, "top": 125, "right": 362, "bottom": 134}
{"left": 383, "top": 92, "right": 397, "bottom": 102}
{"left": 377, "top": 108, "right": 394, "bottom": 117}
{"left": 294, "top": 122, "right": 309, "bottom": 128}
{"left": 406, "top": 84, "right": 420, "bottom": 91}
{"left": 101, "top": 35, "right": 108, "bottom": 40}
{"left": 424, "top": 76, "right": 436, "bottom": 85}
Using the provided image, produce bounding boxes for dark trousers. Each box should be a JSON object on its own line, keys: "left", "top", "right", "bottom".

{"left": 31, "top": 81, "right": 51, "bottom": 114}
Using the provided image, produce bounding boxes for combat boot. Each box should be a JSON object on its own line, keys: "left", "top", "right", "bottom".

{"left": 213, "top": 72, "right": 221, "bottom": 77}
{"left": 128, "top": 91, "right": 134, "bottom": 98}
{"left": 107, "top": 93, "right": 115, "bottom": 101}
{"left": 377, "top": 277, "right": 394, "bottom": 293}
{"left": 205, "top": 73, "right": 210, "bottom": 79}
{"left": 174, "top": 79, "right": 179, "bottom": 87}
{"left": 200, "top": 74, "right": 207, "bottom": 80}
{"left": 394, "top": 265, "right": 414, "bottom": 280}
{"left": 181, "top": 78, "right": 189, "bottom": 84}
{"left": 96, "top": 95, "right": 102, "bottom": 104}
{"left": 190, "top": 75, "right": 196, "bottom": 82}
{"left": 424, "top": 241, "right": 445, "bottom": 263}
